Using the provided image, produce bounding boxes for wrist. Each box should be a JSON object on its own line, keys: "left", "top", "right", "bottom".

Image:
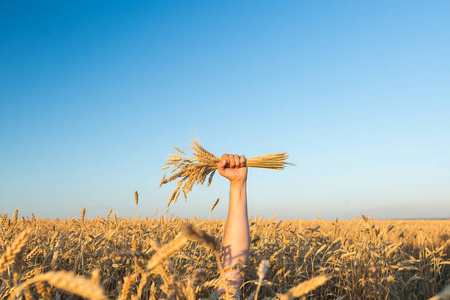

{"left": 230, "top": 180, "right": 247, "bottom": 198}
{"left": 230, "top": 179, "right": 247, "bottom": 189}
{"left": 229, "top": 179, "right": 247, "bottom": 205}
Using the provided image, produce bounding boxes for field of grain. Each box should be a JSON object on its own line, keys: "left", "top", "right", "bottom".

{"left": 0, "top": 210, "right": 449, "bottom": 299}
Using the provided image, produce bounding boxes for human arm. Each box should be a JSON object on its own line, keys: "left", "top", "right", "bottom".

{"left": 216, "top": 154, "right": 249, "bottom": 295}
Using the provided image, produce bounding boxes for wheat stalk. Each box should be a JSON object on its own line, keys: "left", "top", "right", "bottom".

{"left": 0, "top": 225, "right": 6, "bottom": 249}
{"left": 160, "top": 141, "right": 294, "bottom": 206}
{"left": 134, "top": 191, "right": 139, "bottom": 217}
{"left": 36, "top": 280, "right": 52, "bottom": 300}
{"left": 12, "top": 209, "right": 18, "bottom": 223}
{"left": 210, "top": 198, "right": 219, "bottom": 213}
{"left": 181, "top": 223, "right": 218, "bottom": 252}
{"left": 81, "top": 206, "right": 86, "bottom": 222}
{"left": 112, "top": 251, "right": 151, "bottom": 261}
{"left": 51, "top": 235, "right": 64, "bottom": 267}
{"left": 254, "top": 260, "right": 271, "bottom": 300}
{"left": 210, "top": 198, "right": 220, "bottom": 220}
{"left": 118, "top": 272, "right": 139, "bottom": 300}
{"left": 279, "top": 275, "right": 328, "bottom": 299}
{"left": 91, "top": 268, "right": 101, "bottom": 286}
{"left": 146, "top": 235, "right": 187, "bottom": 271}
{"left": 0, "top": 227, "right": 32, "bottom": 274}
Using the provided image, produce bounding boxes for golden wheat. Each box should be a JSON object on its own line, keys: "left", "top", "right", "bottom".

{"left": 36, "top": 280, "right": 52, "bottom": 300}
{"left": 118, "top": 272, "right": 139, "bottom": 300}
{"left": 0, "top": 227, "right": 32, "bottom": 274}
{"left": 112, "top": 250, "right": 151, "bottom": 261}
{"left": 0, "top": 225, "right": 6, "bottom": 249}
{"left": 12, "top": 270, "right": 107, "bottom": 300}
{"left": 146, "top": 235, "right": 188, "bottom": 271}
{"left": 160, "top": 141, "right": 294, "bottom": 205}
{"left": 182, "top": 223, "right": 218, "bottom": 252}
{"left": 279, "top": 276, "right": 328, "bottom": 299}
{"left": 81, "top": 206, "right": 86, "bottom": 222}
{"left": 0, "top": 213, "right": 448, "bottom": 299}
{"left": 210, "top": 198, "right": 220, "bottom": 213}
{"left": 135, "top": 191, "right": 139, "bottom": 217}
{"left": 255, "top": 260, "right": 271, "bottom": 300}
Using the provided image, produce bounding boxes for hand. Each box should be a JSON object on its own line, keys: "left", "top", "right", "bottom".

{"left": 217, "top": 154, "right": 247, "bottom": 183}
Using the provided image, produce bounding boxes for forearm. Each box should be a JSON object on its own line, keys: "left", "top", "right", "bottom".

{"left": 221, "top": 180, "right": 249, "bottom": 287}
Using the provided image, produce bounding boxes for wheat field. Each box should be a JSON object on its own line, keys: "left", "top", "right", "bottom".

{"left": 0, "top": 210, "right": 449, "bottom": 299}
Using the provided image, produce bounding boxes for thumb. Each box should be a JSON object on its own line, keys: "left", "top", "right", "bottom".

{"left": 217, "top": 160, "right": 227, "bottom": 171}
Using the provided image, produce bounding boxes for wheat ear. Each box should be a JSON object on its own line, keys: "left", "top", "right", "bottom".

{"left": 10, "top": 271, "right": 107, "bottom": 300}
{"left": 181, "top": 223, "right": 217, "bottom": 251}
{"left": 0, "top": 227, "right": 32, "bottom": 274}
{"left": 81, "top": 206, "right": 86, "bottom": 222}
{"left": 112, "top": 251, "right": 151, "bottom": 261}
{"left": 118, "top": 272, "right": 139, "bottom": 300}
{"left": 254, "top": 260, "right": 270, "bottom": 300}
{"left": 146, "top": 235, "right": 187, "bottom": 271}
{"left": 210, "top": 198, "right": 219, "bottom": 213}
{"left": 279, "top": 275, "right": 328, "bottom": 299}
{"left": 134, "top": 191, "right": 139, "bottom": 217}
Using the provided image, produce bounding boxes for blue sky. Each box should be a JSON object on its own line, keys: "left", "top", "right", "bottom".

{"left": 1, "top": 1, "right": 449, "bottom": 220}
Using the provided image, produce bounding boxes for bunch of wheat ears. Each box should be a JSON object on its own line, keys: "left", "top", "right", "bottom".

{"left": 160, "top": 141, "right": 294, "bottom": 206}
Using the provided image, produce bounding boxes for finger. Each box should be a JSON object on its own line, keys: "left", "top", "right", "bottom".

{"left": 239, "top": 155, "right": 246, "bottom": 168}
{"left": 233, "top": 154, "right": 239, "bottom": 168}
{"left": 229, "top": 154, "right": 236, "bottom": 168}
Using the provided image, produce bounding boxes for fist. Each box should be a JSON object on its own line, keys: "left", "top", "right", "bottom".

{"left": 217, "top": 154, "right": 247, "bottom": 183}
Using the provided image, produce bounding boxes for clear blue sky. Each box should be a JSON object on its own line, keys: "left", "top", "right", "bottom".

{"left": 1, "top": 1, "right": 449, "bottom": 220}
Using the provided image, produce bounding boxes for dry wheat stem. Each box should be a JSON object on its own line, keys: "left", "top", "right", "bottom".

{"left": 161, "top": 141, "right": 294, "bottom": 205}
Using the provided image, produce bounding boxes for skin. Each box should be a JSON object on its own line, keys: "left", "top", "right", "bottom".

{"left": 215, "top": 153, "right": 249, "bottom": 296}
